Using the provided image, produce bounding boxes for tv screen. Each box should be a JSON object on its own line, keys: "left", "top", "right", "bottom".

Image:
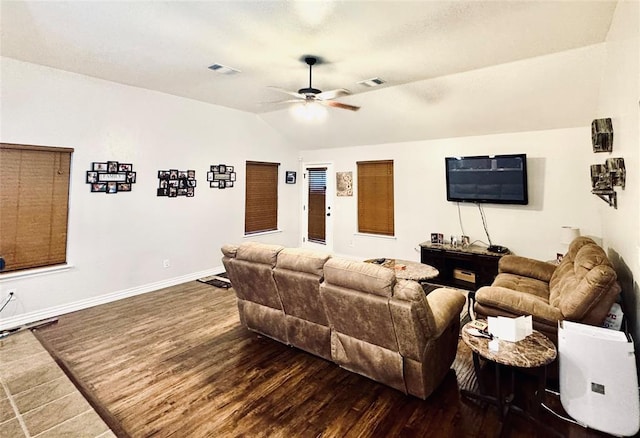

{"left": 445, "top": 154, "right": 528, "bottom": 205}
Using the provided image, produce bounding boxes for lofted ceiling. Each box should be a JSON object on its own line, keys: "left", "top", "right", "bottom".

{"left": 0, "top": 1, "right": 618, "bottom": 149}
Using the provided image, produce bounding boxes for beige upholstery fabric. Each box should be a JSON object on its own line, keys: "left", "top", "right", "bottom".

{"left": 222, "top": 244, "right": 465, "bottom": 399}
{"left": 474, "top": 237, "right": 621, "bottom": 342}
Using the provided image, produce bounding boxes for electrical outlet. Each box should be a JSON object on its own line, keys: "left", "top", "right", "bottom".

{"left": 7, "top": 289, "right": 16, "bottom": 301}
{"left": 163, "top": 259, "right": 170, "bottom": 268}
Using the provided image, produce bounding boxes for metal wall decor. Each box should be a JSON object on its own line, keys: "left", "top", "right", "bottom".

{"left": 207, "top": 164, "right": 235, "bottom": 189}
{"left": 157, "top": 169, "right": 196, "bottom": 197}
{"left": 591, "top": 118, "right": 613, "bottom": 152}
{"left": 87, "top": 161, "right": 137, "bottom": 193}
{"left": 591, "top": 158, "right": 625, "bottom": 209}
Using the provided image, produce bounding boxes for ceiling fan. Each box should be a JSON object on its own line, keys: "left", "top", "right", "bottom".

{"left": 267, "top": 56, "right": 360, "bottom": 112}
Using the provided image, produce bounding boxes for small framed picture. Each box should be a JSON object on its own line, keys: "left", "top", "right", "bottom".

{"left": 210, "top": 181, "right": 219, "bottom": 188}
{"left": 189, "top": 179, "right": 196, "bottom": 187}
{"left": 285, "top": 171, "right": 296, "bottom": 184}
{"left": 117, "top": 183, "right": 131, "bottom": 192}
{"left": 178, "top": 171, "right": 187, "bottom": 179}
{"left": 230, "top": 172, "right": 236, "bottom": 182}
{"left": 107, "top": 161, "right": 119, "bottom": 173}
{"left": 86, "top": 171, "right": 98, "bottom": 183}
{"left": 212, "top": 165, "right": 219, "bottom": 173}
{"left": 169, "top": 169, "right": 178, "bottom": 180}
{"left": 219, "top": 165, "right": 227, "bottom": 173}
{"left": 91, "top": 182, "right": 107, "bottom": 192}
{"left": 226, "top": 181, "right": 234, "bottom": 188}
{"left": 169, "top": 187, "right": 178, "bottom": 197}
{"left": 227, "top": 166, "right": 234, "bottom": 172}
{"left": 169, "top": 180, "right": 179, "bottom": 188}
{"left": 157, "top": 188, "right": 168, "bottom": 196}
{"left": 187, "top": 170, "right": 195, "bottom": 179}
{"left": 118, "top": 163, "right": 132, "bottom": 172}
{"left": 106, "top": 182, "right": 118, "bottom": 193}
{"left": 186, "top": 187, "right": 195, "bottom": 197}
{"left": 126, "top": 171, "right": 136, "bottom": 183}
{"left": 207, "top": 172, "right": 214, "bottom": 182}
{"left": 219, "top": 180, "right": 226, "bottom": 189}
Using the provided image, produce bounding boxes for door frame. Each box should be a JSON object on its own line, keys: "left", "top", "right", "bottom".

{"left": 301, "top": 162, "right": 334, "bottom": 252}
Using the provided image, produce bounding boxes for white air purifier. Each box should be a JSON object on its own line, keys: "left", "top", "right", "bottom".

{"left": 558, "top": 320, "right": 640, "bottom": 437}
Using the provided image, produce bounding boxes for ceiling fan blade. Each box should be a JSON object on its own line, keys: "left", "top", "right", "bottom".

{"left": 320, "top": 100, "right": 361, "bottom": 112}
{"left": 259, "top": 99, "right": 303, "bottom": 106}
{"left": 267, "top": 86, "right": 305, "bottom": 99}
{"left": 315, "top": 88, "right": 351, "bottom": 100}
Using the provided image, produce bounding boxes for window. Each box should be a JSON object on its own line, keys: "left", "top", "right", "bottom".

{"left": 0, "top": 143, "right": 73, "bottom": 272}
{"left": 245, "top": 161, "right": 279, "bottom": 234}
{"left": 357, "top": 160, "right": 394, "bottom": 236}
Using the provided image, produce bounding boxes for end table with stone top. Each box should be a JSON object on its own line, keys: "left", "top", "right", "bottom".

{"left": 363, "top": 258, "right": 439, "bottom": 282}
{"left": 460, "top": 319, "right": 560, "bottom": 437}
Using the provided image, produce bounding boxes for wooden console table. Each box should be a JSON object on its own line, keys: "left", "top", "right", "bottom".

{"left": 419, "top": 243, "right": 507, "bottom": 290}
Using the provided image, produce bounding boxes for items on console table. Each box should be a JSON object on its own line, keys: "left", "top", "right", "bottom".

{"left": 419, "top": 242, "right": 508, "bottom": 291}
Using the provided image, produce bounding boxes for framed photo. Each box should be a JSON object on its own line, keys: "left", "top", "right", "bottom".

{"left": 106, "top": 182, "right": 118, "bottom": 193}
{"left": 210, "top": 180, "right": 219, "bottom": 188}
{"left": 86, "top": 171, "right": 98, "bottom": 183}
{"left": 285, "top": 171, "right": 296, "bottom": 184}
{"left": 212, "top": 165, "right": 219, "bottom": 173}
{"left": 169, "top": 187, "right": 178, "bottom": 197}
{"left": 118, "top": 163, "right": 133, "bottom": 172}
{"left": 218, "top": 180, "right": 226, "bottom": 189}
{"left": 227, "top": 166, "right": 234, "bottom": 172}
{"left": 178, "top": 171, "right": 187, "bottom": 179}
{"left": 187, "top": 170, "right": 195, "bottom": 179}
{"left": 158, "top": 170, "right": 169, "bottom": 179}
{"left": 126, "top": 171, "right": 136, "bottom": 183}
{"left": 169, "top": 169, "right": 178, "bottom": 180}
{"left": 168, "top": 180, "right": 179, "bottom": 188}
{"left": 93, "top": 162, "right": 108, "bottom": 171}
{"left": 157, "top": 188, "right": 168, "bottom": 196}
{"left": 187, "top": 187, "right": 195, "bottom": 197}
{"left": 230, "top": 172, "right": 236, "bottom": 182}
{"left": 91, "top": 182, "right": 107, "bottom": 192}
{"left": 207, "top": 171, "right": 214, "bottom": 182}
{"left": 226, "top": 181, "right": 234, "bottom": 188}
{"left": 107, "top": 161, "right": 119, "bottom": 173}
{"left": 117, "top": 183, "right": 131, "bottom": 192}
{"left": 219, "top": 164, "right": 227, "bottom": 173}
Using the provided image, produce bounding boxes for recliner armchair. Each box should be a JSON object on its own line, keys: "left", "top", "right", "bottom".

{"left": 473, "top": 236, "right": 621, "bottom": 343}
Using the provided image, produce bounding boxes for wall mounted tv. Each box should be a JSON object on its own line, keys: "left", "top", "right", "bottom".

{"left": 445, "top": 154, "right": 528, "bottom": 205}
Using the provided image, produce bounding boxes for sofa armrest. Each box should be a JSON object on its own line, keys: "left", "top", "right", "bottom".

{"left": 498, "top": 255, "right": 556, "bottom": 283}
{"left": 475, "top": 286, "right": 563, "bottom": 325}
{"left": 425, "top": 288, "right": 466, "bottom": 337}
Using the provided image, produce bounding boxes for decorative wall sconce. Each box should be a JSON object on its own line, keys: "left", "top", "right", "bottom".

{"left": 592, "top": 118, "right": 613, "bottom": 152}
{"left": 591, "top": 158, "right": 625, "bottom": 209}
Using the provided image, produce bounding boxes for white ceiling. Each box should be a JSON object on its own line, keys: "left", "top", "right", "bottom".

{"left": 0, "top": 1, "right": 618, "bottom": 149}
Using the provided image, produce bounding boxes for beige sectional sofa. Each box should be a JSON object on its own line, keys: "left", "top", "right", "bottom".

{"left": 221, "top": 242, "right": 466, "bottom": 399}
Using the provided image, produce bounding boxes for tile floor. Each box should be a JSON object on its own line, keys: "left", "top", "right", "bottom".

{"left": 0, "top": 330, "right": 115, "bottom": 438}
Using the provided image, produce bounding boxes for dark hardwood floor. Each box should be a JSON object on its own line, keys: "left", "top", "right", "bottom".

{"left": 33, "top": 281, "right": 612, "bottom": 438}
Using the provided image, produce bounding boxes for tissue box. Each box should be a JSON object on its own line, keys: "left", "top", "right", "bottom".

{"left": 488, "top": 315, "right": 533, "bottom": 342}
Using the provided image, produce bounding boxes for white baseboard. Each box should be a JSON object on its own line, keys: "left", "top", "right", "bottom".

{"left": 0, "top": 266, "right": 223, "bottom": 331}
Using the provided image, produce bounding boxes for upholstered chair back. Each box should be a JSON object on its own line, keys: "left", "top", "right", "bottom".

{"left": 274, "top": 248, "right": 332, "bottom": 359}
{"left": 549, "top": 237, "right": 621, "bottom": 324}
{"left": 222, "top": 242, "right": 288, "bottom": 343}
{"left": 320, "top": 258, "right": 406, "bottom": 392}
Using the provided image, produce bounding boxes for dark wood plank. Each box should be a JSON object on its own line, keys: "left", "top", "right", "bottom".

{"left": 33, "top": 281, "right": 612, "bottom": 438}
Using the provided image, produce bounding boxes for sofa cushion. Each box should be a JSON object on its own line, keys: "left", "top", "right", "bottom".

{"left": 493, "top": 273, "right": 550, "bottom": 300}
{"left": 221, "top": 243, "right": 239, "bottom": 259}
{"left": 323, "top": 258, "right": 395, "bottom": 297}
{"left": 276, "top": 248, "right": 330, "bottom": 277}
{"left": 236, "top": 242, "right": 284, "bottom": 266}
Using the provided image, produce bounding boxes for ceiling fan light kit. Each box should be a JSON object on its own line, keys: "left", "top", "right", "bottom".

{"left": 268, "top": 55, "right": 361, "bottom": 114}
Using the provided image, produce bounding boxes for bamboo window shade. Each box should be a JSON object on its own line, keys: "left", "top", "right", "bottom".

{"left": 0, "top": 143, "right": 73, "bottom": 272}
{"left": 357, "top": 160, "right": 394, "bottom": 236}
{"left": 245, "top": 161, "right": 279, "bottom": 234}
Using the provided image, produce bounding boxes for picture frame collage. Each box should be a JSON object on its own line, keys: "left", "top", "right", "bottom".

{"left": 87, "top": 161, "right": 137, "bottom": 194}
{"left": 207, "top": 164, "right": 236, "bottom": 189}
{"left": 157, "top": 169, "right": 196, "bottom": 197}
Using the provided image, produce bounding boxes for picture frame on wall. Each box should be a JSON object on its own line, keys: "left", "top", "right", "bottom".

{"left": 285, "top": 171, "right": 296, "bottom": 184}
{"left": 107, "top": 161, "right": 119, "bottom": 173}
{"left": 106, "top": 182, "right": 118, "bottom": 193}
{"left": 86, "top": 171, "right": 98, "bottom": 183}
{"left": 91, "top": 183, "right": 107, "bottom": 192}
{"left": 93, "top": 162, "right": 108, "bottom": 172}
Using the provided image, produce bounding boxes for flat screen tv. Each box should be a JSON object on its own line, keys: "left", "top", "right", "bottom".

{"left": 445, "top": 154, "right": 528, "bottom": 205}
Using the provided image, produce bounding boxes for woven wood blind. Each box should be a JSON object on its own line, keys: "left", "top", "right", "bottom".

{"left": 245, "top": 161, "right": 279, "bottom": 234}
{"left": 357, "top": 160, "right": 394, "bottom": 236}
{"left": 0, "top": 143, "right": 73, "bottom": 272}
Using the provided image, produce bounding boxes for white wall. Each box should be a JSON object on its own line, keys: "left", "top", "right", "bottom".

{"left": 0, "top": 58, "right": 300, "bottom": 329}
{"left": 302, "top": 127, "right": 602, "bottom": 263}
{"left": 596, "top": 1, "right": 640, "bottom": 347}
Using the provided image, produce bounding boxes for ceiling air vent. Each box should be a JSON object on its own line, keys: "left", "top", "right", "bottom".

{"left": 357, "top": 77, "right": 385, "bottom": 87}
{"left": 208, "top": 64, "right": 241, "bottom": 75}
